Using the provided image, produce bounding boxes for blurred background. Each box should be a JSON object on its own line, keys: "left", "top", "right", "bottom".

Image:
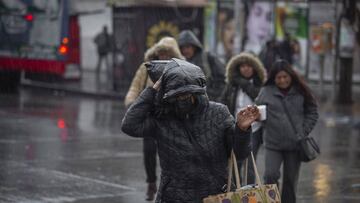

{"left": 0, "top": 0, "right": 360, "bottom": 202}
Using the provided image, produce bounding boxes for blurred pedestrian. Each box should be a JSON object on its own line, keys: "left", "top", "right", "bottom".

{"left": 216, "top": 8, "right": 235, "bottom": 63}
{"left": 121, "top": 58, "right": 258, "bottom": 203}
{"left": 177, "top": 30, "right": 225, "bottom": 101}
{"left": 221, "top": 52, "right": 266, "bottom": 185}
{"left": 279, "top": 32, "right": 294, "bottom": 64}
{"left": 124, "top": 36, "right": 183, "bottom": 201}
{"left": 259, "top": 38, "right": 282, "bottom": 72}
{"left": 94, "top": 25, "right": 111, "bottom": 77}
{"left": 255, "top": 60, "right": 318, "bottom": 203}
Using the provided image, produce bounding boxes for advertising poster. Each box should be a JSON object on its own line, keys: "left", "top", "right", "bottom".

{"left": 244, "top": 1, "right": 273, "bottom": 55}
{"left": 205, "top": 0, "right": 245, "bottom": 63}
{"left": 339, "top": 18, "right": 355, "bottom": 58}
{"left": 204, "top": 0, "right": 217, "bottom": 53}
{"left": 216, "top": 0, "right": 236, "bottom": 63}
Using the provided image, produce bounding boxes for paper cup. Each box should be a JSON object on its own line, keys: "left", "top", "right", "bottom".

{"left": 257, "top": 105, "right": 267, "bottom": 121}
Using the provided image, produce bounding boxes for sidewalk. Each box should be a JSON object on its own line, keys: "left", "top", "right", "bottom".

{"left": 21, "top": 70, "right": 360, "bottom": 103}
{"left": 21, "top": 70, "right": 126, "bottom": 100}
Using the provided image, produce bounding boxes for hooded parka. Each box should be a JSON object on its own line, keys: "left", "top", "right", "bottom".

{"left": 121, "top": 59, "right": 251, "bottom": 203}
{"left": 221, "top": 53, "right": 267, "bottom": 115}
{"left": 177, "top": 30, "right": 225, "bottom": 101}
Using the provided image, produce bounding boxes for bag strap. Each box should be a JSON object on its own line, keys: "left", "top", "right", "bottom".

{"left": 232, "top": 151, "right": 241, "bottom": 189}
{"left": 231, "top": 152, "right": 269, "bottom": 203}
{"left": 280, "top": 98, "right": 302, "bottom": 139}
{"left": 243, "top": 154, "right": 264, "bottom": 185}
{"left": 244, "top": 158, "right": 248, "bottom": 185}
{"left": 227, "top": 150, "right": 241, "bottom": 192}
{"left": 226, "top": 155, "right": 233, "bottom": 192}
{"left": 250, "top": 152, "right": 263, "bottom": 186}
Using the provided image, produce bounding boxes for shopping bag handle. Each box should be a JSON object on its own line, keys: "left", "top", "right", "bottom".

{"left": 243, "top": 152, "right": 264, "bottom": 186}
{"left": 227, "top": 150, "right": 241, "bottom": 192}
{"left": 250, "top": 151, "right": 263, "bottom": 187}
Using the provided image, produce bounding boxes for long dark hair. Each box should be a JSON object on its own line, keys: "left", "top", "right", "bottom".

{"left": 265, "top": 60, "right": 315, "bottom": 103}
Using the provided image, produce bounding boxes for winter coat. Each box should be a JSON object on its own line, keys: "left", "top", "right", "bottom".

{"left": 124, "top": 37, "right": 184, "bottom": 107}
{"left": 94, "top": 31, "right": 111, "bottom": 55}
{"left": 255, "top": 85, "right": 318, "bottom": 151}
{"left": 221, "top": 53, "right": 266, "bottom": 115}
{"left": 178, "top": 30, "right": 225, "bottom": 101}
{"left": 121, "top": 59, "right": 251, "bottom": 203}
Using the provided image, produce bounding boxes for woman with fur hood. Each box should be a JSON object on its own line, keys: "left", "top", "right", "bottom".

{"left": 221, "top": 52, "right": 266, "bottom": 184}
{"left": 124, "top": 36, "right": 184, "bottom": 201}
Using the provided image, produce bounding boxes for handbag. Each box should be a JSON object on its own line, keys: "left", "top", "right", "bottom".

{"left": 298, "top": 136, "right": 320, "bottom": 162}
{"left": 280, "top": 99, "right": 320, "bottom": 162}
{"left": 203, "top": 151, "right": 281, "bottom": 203}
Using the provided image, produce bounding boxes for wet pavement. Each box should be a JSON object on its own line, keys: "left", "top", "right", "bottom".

{"left": 0, "top": 89, "right": 149, "bottom": 203}
{"left": 0, "top": 86, "right": 360, "bottom": 203}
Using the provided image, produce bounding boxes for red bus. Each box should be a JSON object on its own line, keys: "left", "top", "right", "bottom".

{"left": 0, "top": 0, "right": 80, "bottom": 90}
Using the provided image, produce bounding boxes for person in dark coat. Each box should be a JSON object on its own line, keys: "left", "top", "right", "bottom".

{"left": 259, "top": 38, "right": 282, "bottom": 73}
{"left": 177, "top": 30, "right": 225, "bottom": 102}
{"left": 279, "top": 32, "right": 294, "bottom": 65}
{"left": 121, "top": 58, "right": 259, "bottom": 203}
{"left": 124, "top": 37, "right": 184, "bottom": 201}
{"left": 255, "top": 60, "right": 318, "bottom": 203}
{"left": 221, "top": 52, "right": 266, "bottom": 185}
{"left": 94, "top": 25, "right": 111, "bottom": 76}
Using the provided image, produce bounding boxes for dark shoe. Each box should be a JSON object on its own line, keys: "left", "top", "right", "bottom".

{"left": 146, "top": 182, "right": 157, "bottom": 201}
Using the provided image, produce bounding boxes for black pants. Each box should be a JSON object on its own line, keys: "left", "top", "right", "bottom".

{"left": 96, "top": 53, "right": 109, "bottom": 75}
{"left": 238, "top": 128, "right": 263, "bottom": 185}
{"left": 264, "top": 148, "right": 301, "bottom": 203}
{"left": 143, "top": 137, "right": 157, "bottom": 183}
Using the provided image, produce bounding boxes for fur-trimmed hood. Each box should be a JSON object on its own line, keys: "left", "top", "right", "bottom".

{"left": 225, "top": 52, "right": 266, "bottom": 84}
{"left": 144, "top": 37, "right": 184, "bottom": 61}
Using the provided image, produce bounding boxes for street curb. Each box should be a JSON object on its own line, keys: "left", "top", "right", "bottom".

{"left": 20, "top": 80, "right": 125, "bottom": 100}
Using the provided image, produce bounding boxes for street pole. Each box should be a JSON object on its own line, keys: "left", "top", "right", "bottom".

{"left": 215, "top": 0, "right": 220, "bottom": 55}
{"left": 337, "top": 0, "right": 355, "bottom": 104}
{"left": 305, "top": 0, "right": 310, "bottom": 80}
{"left": 332, "top": 0, "right": 339, "bottom": 102}
{"left": 233, "top": 0, "right": 242, "bottom": 55}
{"left": 319, "top": 53, "right": 325, "bottom": 99}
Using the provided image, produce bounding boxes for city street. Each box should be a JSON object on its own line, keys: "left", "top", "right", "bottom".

{"left": 0, "top": 87, "right": 359, "bottom": 203}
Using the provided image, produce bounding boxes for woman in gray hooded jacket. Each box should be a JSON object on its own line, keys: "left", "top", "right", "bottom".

{"left": 255, "top": 60, "right": 318, "bottom": 203}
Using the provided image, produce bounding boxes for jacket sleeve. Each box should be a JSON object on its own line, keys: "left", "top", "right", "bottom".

{"left": 124, "top": 64, "right": 148, "bottom": 107}
{"left": 255, "top": 87, "right": 266, "bottom": 105}
{"left": 221, "top": 105, "right": 251, "bottom": 160}
{"left": 121, "top": 87, "right": 157, "bottom": 138}
{"left": 207, "top": 53, "right": 226, "bottom": 100}
{"left": 220, "top": 84, "right": 231, "bottom": 106}
{"left": 303, "top": 98, "right": 319, "bottom": 136}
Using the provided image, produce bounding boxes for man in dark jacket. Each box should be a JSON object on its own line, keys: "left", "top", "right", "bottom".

{"left": 94, "top": 25, "right": 112, "bottom": 77}
{"left": 121, "top": 58, "right": 259, "bottom": 203}
{"left": 177, "top": 30, "right": 225, "bottom": 101}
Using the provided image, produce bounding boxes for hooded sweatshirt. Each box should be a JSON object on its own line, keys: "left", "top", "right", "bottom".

{"left": 177, "top": 30, "right": 225, "bottom": 101}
